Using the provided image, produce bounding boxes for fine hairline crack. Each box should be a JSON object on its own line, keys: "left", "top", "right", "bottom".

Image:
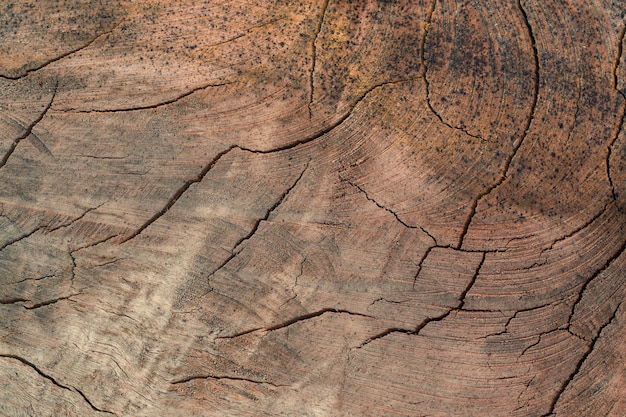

{"left": 55, "top": 81, "right": 233, "bottom": 113}
{"left": 422, "top": 0, "right": 487, "bottom": 142}
{"left": 207, "top": 164, "right": 308, "bottom": 285}
{"left": 345, "top": 179, "right": 437, "bottom": 244}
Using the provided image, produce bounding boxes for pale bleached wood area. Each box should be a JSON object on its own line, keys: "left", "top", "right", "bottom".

{"left": 1, "top": 0, "right": 626, "bottom": 416}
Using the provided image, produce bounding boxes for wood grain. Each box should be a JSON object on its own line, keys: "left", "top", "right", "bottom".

{"left": 1, "top": 0, "right": 625, "bottom": 416}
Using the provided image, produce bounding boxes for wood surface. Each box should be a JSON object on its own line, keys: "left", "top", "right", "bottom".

{"left": 1, "top": 0, "right": 625, "bottom": 416}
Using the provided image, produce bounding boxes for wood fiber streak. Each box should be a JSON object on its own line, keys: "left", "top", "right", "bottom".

{"left": 0, "top": 0, "right": 624, "bottom": 416}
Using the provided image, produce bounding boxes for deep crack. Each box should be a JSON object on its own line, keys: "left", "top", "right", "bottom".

{"left": 73, "top": 386, "right": 117, "bottom": 415}
{"left": 171, "top": 374, "right": 285, "bottom": 387}
{"left": 456, "top": 0, "right": 539, "bottom": 249}
{"left": 0, "top": 354, "right": 70, "bottom": 390}
{"left": 0, "top": 354, "right": 116, "bottom": 414}
{"left": 308, "top": 0, "right": 330, "bottom": 119}
{"left": 541, "top": 302, "right": 623, "bottom": 417}
{"left": 422, "top": 0, "right": 486, "bottom": 142}
{"left": 0, "top": 82, "right": 57, "bottom": 170}
{"left": 216, "top": 308, "right": 372, "bottom": 339}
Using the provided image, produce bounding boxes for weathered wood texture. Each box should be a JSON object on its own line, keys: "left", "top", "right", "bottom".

{"left": 1, "top": 0, "right": 625, "bottom": 416}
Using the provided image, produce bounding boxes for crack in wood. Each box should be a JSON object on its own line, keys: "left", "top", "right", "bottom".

{"left": 240, "top": 78, "right": 421, "bottom": 154}
{"left": 613, "top": 21, "right": 626, "bottom": 91}
{"left": 345, "top": 179, "right": 437, "bottom": 244}
{"left": 562, "top": 67, "right": 582, "bottom": 150}
{"left": 357, "top": 252, "right": 486, "bottom": 348}
{"left": 1, "top": 293, "right": 81, "bottom": 310}
{"left": 0, "top": 23, "right": 121, "bottom": 80}
{"left": 73, "top": 386, "right": 118, "bottom": 416}
{"left": 542, "top": 200, "right": 613, "bottom": 255}
{"left": 308, "top": 0, "right": 330, "bottom": 119}
{"left": 0, "top": 205, "right": 98, "bottom": 256}
{"left": 0, "top": 227, "right": 42, "bottom": 252}
{"left": 7, "top": 274, "right": 57, "bottom": 286}
{"left": 207, "top": 163, "right": 307, "bottom": 287}
{"left": 56, "top": 82, "right": 233, "bottom": 113}
{"left": 422, "top": 0, "right": 487, "bottom": 142}
{"left": 0, "top": 354, "right": 117, "bottom": 415}
{"left": 608, "top": 20, "right": 626, "bottom": 200}
{"left": 216, "top": 308, "right": 373, "bottom": 340}
{"left": 0, "top": 81, "right": 57, "bottom": 170}
{"left": 171, "top": 374, "right": 286, "bottom": 387}
{"left": 479, "top": 302, "right": 557, "bottom": 339}
{"left": 120, "top": 146, "right": 239, "bottom": 243}
{"left": 456, "top": 0, "right": 540, "bottom": 249}
{"left": 541, "top": 302, "right": 623, "bottom": 417}
{"left": 45, "top": 204, "right": 103, "bottom": 233}
{"left": 0, "top": 354, "right": 71, "bottom": 389}
{"left": 566, "top": 232, "right": 626, "bottom": 339}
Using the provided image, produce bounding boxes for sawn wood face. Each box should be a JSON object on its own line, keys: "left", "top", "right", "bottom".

{"left": 1, "top": 0, "right": 625, "bottom": 416}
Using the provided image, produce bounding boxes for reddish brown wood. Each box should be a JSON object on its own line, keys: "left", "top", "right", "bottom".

{"left": 1, "top": 0, "right": 625, "bottom": 416}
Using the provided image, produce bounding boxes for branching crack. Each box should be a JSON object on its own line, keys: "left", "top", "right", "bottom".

{"left": 345, "top": 179, "right": 437, "bottom": 243}
{"left": 359, "top": 252, "right": 485, "bottom": 348}
{"left": 566, "top": 232, "right": 626, "bottom": 339}
{"left": 456, "top": 0, "right": 539, "bottom": 249}
{"left": 541, "top": 302, "right": 623, "bottom": 417}
{"left": 0, "top": 24, "right": 121, "bottom": 80}
{"left": 56, "top": 82, "right": 233, "bottom": 113}
{"left": 0, "top": 82, "right": 57, "bottom": 170}
{"left": 479, "top": 302, "right": 556, "bottom": 339}
{"left": 308, "top": 0, "right": 330, "bottom": 119}
{"left": 422, "top": 0, "right": 486, "bottom": 142}
{"left": 207, "top": 164, "right": 307, "bottom": 284}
